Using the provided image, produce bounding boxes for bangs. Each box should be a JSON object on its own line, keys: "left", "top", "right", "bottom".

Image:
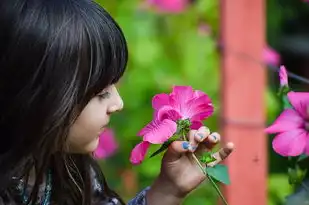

{"left": 79, "top": 2, "right": 128, "bottom": 98}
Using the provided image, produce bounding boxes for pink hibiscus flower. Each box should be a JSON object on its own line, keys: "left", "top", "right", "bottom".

{"left": 279, "top": 65, "right": 288, "bottom": 87}
{"left": 94, "top": 128, "right": 118, "bottom": 159}
{"left": 129, "top": 86, "right": 214, "bottom": 164}
{"left": 266, "top": 92, "right": 309, "bottom": 156}
{"left": 264, "top": 46, "right": 280, "bottom": 66}
{"left": 147, "top": 0, "right": 189, "bottom": 13}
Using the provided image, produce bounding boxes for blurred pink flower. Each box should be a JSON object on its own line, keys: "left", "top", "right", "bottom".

{"left": 279, "top": 65, "right": 288, "bottom": 87}
{"left": 94, "top": 128, "right": 118, "bottom": 159}
{"left": 147, "top": 0, "right": 189, "bottom": 13}
{"left": 129, "top": 86, "right": 214, "bottom": 164}
{"left": 266, "top": 92, "right": 309, "bottom": 156}
{"left": 264, "top": 46, "right": 280, "bottom": 66}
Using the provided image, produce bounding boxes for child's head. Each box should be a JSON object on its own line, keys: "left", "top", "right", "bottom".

{"left": 0, "top": 0, "right": 127, "bottom": 202}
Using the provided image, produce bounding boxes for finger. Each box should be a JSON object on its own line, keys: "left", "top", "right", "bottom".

{"left": 165, "top": 141, "right": 195, "bottom": 160}
{"left": 196, "top": 132, "right": 221, "bottom": 155}
{"left": 207, "top": 142, "right": 234, "bottom": 167}
{"left": 194, "top": 126, "right": 211, "bottom": 143}
{"left": 203, "top": 132, "right": 220, "bottom": 150}
{"left": 188, "top": 126, "right": 210, "bottom": 149}
{"left": 187, "top": 129, "right": 199, "bottom": 150}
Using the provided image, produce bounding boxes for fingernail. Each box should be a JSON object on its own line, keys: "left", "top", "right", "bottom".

{"left": 211, "top": 134, "right": 218, "bottom": 141}
{"left": 182, "top": 142, "right": 196, "bottom": 151}
{"left": 182, "top": 141, "right": 190, "bottom": 150}
{"left": 196, "top": 133, "right": 204, "bottom": 139}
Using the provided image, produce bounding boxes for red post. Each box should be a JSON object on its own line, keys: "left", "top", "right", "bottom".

{"left": 220, "top": 0, "right": 267, "bottom": 204}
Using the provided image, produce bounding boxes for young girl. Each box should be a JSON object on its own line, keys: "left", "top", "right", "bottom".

{"left": 0, "top": 0, "right": 234, "bottom": 204}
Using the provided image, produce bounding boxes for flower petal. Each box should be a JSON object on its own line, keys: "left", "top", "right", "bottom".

{"left": 147, "top": 0, "right": 189, "bottom": 13}
{"left": 279, "top": 65, "right": 288, "bottom": 87}
{"left": 304, "top": 138, "right": 309, "bottom": 155}
{"left": 170, "top": 86, "right": 194, "bottom": 111}
{"left": 156, "top": 105, "right": 182, "bottom": 121}
{"left": 152, "top": 93, "right": 170, "bottom": 110}
{"left": 265, "top": 109, "right": 304, "bottom": 134}
{"left": 94, "top": 129, "right": 118, "bottom": 159}
{"left": 191, "top": 121, "right": 203, "bottom": 129}
{"left": 184, "top": 95, "right": 214, "bottom": 121}
{"left": 194, "top": 90, "right": 206, "bottom": 98}
{"left": 139, "top": 119, "right": 177, "bottom": 144}
{"left": 272, "top": 129, "right": 307, "bottom": 156}
{"left": 287, "top": 92, "right": 309, "bottom": 119}
{"left": 263, "top": 46, "right": 280, "bottom": 66}
{"left": 130, "top": 141, "right": 150, "bottom": 165}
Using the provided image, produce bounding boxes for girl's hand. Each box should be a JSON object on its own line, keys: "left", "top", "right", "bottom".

{"left": 146, "top": 126, "right": 234, "bottom": 205}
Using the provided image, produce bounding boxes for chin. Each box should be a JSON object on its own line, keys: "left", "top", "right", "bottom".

{"left": 85, "top": 137, "right": 100, "bottom": 153}
{"left": 71, "top": 137, "right": 100, "bottom": 154}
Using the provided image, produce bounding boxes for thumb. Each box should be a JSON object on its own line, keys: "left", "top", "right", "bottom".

{"left": 164, "top": 141, "right": 195, "bottom": 161}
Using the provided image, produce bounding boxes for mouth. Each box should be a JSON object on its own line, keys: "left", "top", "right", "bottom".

{"left": 97, "top": 127, "right": 106, "bottom": 138}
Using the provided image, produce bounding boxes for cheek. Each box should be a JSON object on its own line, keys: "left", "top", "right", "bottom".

{"left": 67, "top": 101, "right": 109, "bottom": 152}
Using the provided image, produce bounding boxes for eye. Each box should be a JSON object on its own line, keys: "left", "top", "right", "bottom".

{"left": 97, "top": 92, "right": 110, "bottom": 99}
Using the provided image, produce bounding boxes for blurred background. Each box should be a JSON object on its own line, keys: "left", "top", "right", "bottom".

{"left": 94, "top": 0, "right": 309, "bottom": 204}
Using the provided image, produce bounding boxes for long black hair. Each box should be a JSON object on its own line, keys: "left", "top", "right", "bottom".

{"left": 0, "top": 0, "right": 127, "bottom": 204}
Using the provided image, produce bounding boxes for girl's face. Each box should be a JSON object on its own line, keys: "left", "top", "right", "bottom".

{"left": 67, "top": 84, "right": 123, "bottom": 153}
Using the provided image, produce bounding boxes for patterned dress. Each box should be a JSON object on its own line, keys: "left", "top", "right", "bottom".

{"left": 0, "top": 173, "right": 150, "bottom": 205}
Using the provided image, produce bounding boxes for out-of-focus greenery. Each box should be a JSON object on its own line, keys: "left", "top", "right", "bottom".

{"left": 94, "top": 0, "right": 308, "bottom": 204}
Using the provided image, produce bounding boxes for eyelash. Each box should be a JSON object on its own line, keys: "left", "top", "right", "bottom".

{"left": 97, "top": 92, "right": 110, "bottom": 99}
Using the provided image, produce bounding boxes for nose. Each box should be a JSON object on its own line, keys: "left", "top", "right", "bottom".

{"left": 107, "top": 87, "right": 124, "bottom": 114}
{"left": 108, "top": 99, "right": 123, "bottom": 114}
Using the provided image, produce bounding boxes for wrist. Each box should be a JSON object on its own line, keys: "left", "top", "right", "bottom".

{"left": 146, "top": 175, "right": 185, "bottom": 205}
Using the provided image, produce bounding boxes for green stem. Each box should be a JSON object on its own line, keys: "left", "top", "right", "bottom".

{"left": 191, "top": 153, "right": 229, "bottom": 205}
{"left": 182, "top": 133, "right": 228, "bottom": 205}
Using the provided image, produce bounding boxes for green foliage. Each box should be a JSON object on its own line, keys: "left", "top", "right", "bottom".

{"left": 200, "top": 152, "right": 216, "bottom": 164}
{"left": 206, "top": 165, "right": 230, "bottom": 185}
{"left": 268, "top": 174, "right": 293, "bottom": 205}
{"left": 149, "top": 135, "right": 178, "bottom": 158}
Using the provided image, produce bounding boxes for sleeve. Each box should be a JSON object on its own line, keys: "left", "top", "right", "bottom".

{"left": 127, "top": 187, "right": 150, "bottom": 205}
{"left": 284, "top": 180, "right": 309, "bottom": 205}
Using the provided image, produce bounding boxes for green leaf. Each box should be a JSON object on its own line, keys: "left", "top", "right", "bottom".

{"left": 277, "top": 86, "right": 292, "bottom": 109}
{"left": 288, "top": 165, "right": 307, "bottom": 186}
{"left": 149, "top": 136, "right": 178, "bottom": 158}
{"left": 282, "top": 95, "right": 292, "bottom": 109}
{"left": 206, "top": 164, "right": 230, "bottom": 185}
{"left": 200, "top": 152, "right": 216, "bottom": 164}
{"left": 277, "top": 85, "right": 290, "bottom": 97}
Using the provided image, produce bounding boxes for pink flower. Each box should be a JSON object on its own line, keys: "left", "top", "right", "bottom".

{"left": 264, "top": 46, "right": 280, "bottom": 66}
{"left": 129, "top": 86, "right": 214, "bottom": 164}
{"left": 94, "top": 128, "right": 118, "bottom": 159}
{"left": 129, "top": 141, "right": 150, "bottom": 165}
{"left": 152, "top": 86, "right": 214, "bottom": 132}
{"left": 279, "top": 65, "right": 288, "bottom": 87}
{"left": 266, "top": 92, "right": 309, "bottom": 156}
{"left": 147, "top": 0, "right": 189, "bottom": 13}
